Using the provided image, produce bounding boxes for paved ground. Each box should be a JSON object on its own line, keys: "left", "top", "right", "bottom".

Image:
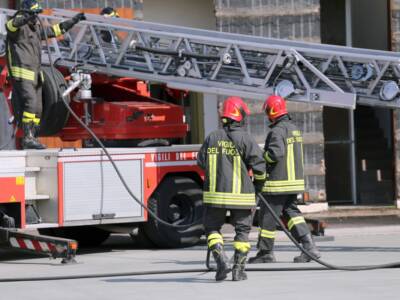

{"left": 1, "top": 223, "right": 400, "bottom": 300}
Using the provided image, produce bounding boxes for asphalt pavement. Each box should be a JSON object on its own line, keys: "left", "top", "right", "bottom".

{"left": 0, "top": 223, "right": 400, "bottom": 300}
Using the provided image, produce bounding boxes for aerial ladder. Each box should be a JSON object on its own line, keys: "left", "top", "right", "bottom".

{"left": 2, "top": 8, "right": 400, "bottom": 110}
{"left": 0, "top": 8, "right": 399, "bottom": 255}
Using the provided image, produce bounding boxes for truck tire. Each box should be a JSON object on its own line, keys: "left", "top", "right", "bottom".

{"left": 39, "top": 67, "right": 70, "bottom": 136}
{"left": 129, "top": 225, "right": 156, "bottom": 248}
{"left": 143, "top": 176, "right": 204, "bottom": 248}
{"left": 39, "top": 226, "right": 110, "bottom": 248}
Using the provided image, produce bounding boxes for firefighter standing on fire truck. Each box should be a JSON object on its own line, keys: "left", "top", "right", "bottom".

{"left": 248, "top": 95, "right": 321, "bottom": 264}
{"left": 5, "top": 0, "right": 85, "bottom": 149}
{"left": 197, "top": 96, "right": 266, "bottom": 281}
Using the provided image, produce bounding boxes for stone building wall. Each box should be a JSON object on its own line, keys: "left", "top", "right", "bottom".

{"left": 214, "top": 0, "right": 326, "bottom": 202}
{"left": 390, "top": 0, "right": 400, "bottom": 204}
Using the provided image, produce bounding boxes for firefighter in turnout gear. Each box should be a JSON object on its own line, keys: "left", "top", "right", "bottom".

{"left": 197, "top": 96, "right": 266, "bottom": 281}
{"left": 100, "top": 7, "right": 120, "bottom": 18}
{"left": 248, "top": 95, "right": 321, "bottom": 264}
{"left": 99, "top": 7, "right": 120, "bottom": 44}
{"left": 5, "top": 0, "right": 86, "bottom": 149}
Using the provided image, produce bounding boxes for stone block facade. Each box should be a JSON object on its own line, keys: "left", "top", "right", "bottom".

{"left": 391, "top": 0, "right": 400, "bottom": 202}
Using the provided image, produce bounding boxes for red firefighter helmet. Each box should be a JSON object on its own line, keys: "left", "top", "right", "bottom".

{"left": 221, "top": 96, "right": 250, "bottom": 122}
{"left": 263, "top": 95, "right": 288, "bottom": 121}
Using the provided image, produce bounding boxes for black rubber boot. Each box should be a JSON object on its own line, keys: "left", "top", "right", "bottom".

{"left": 293, "top": 234, "right": 321, "bottom": 263}
{"left": 248, "top": 250, "right": 276, "bottom": 264}
{"left": 232, "top": 250, "right": 248, "bottom": 281}
{"left": 210, "top": 243, "right": 231, "bottom": 281}
{"left": 22, "top": 123, "right": 46, "bottom": 150}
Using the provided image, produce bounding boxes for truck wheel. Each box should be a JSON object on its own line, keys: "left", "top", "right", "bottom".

{"left": 39, "top": 67, "right": 70, "bottom": 136}
{"left": 129, "top": 225, "right": 156, "bottom": 248}
{"left": 143, "top": 176, "right": 204, "bottom": 248}
{"left": 39, "top": 226, "right": 111, "bottom": 248}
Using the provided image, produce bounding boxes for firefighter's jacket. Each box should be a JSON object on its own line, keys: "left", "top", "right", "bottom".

{"left": 5, "top": 12, "right": 65, "bottom": 84}
{"left": 262, "top": 115, "right": 305, "bottom": 194}
{"left": 197, "top": 125, "right": 266, "bottom": 209}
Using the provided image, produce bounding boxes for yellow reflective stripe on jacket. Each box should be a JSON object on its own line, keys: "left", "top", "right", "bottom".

{"left": 254, "top": 172, "right": 267, "bottom": 180}
{"left": 300, "top": 142, "right": 304, "bottom": 169}
{"left": 263, "top": 179, "right": 305, "bottom": 192}
{"left": 287, "top": 216, "right": 306, "bottom": 230}
{"left": 262, "top": 185, "right": 304, "bottom": 193}
{"left": 22, "top": 111, "right": 37, "bottom": 124}
{"left": 265, "top": 180, "right": 305, "bottom": 187}
{"left": 208, "top": 154, "right": 217, "bottom": 192}
{"left": 10, "top": 67, "right": 35, "bottom": 81}
{"left": 7, "top": 45, "right": 13, "bottom": 67}
{"left": 52, "top": 24, "right": 62, "bottom": 37}
{"left": 287, "top": 142, "right": 295, "bottom": 181}
{"left": 207, "top": 233, "right": 224, "bottom": 247}
{"left": 233, "top": 241, "right": 251, "bottom": 253}
{"left": 203, "top": 191, "right": 256, "bottom": 206}
{"left": 204, "top": 191, "right": 255, "bottom": 200}
{"left": 6, "top": 19, "right": 18, "bottom": 32}
{"left": 22, "top": 117, "right": 40, "bottom": 125}
{"left": 22, "top": 118, "right": 32, "bottom": 123}
{"left": 260, "top": 229, "right": 276, "bottom": 239}
{"left": 264, "top": 151, "right": 275, "bottom": 163}
{"left": 232, "top": 155, "right": 241, "bottom": 194}
{"left": 23, "top": 111, "right": 36, "bottom": 119}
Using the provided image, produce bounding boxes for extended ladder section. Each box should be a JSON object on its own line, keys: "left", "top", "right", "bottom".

{"left": 1, "top": 8, "right": 400, "bottom": 109}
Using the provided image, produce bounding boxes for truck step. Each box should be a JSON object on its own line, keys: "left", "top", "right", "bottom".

{"left": 25, "top": 223, "right": 59, "bottom": 229}
{"left": 25, "top": 166, "right": 41, "bottom": 172}
{"left": 25, "top": 194, "right": 50, "bottom": 201}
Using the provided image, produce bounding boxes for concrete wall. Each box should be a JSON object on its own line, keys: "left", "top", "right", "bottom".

{"left": 142, "top": 0, "right": 215, "bottom": 29}
{"left": 215, "top": 0, "right": 320, "bottom": 43}
{"left": 0, "top": 0, "right": 8, "bottom": 8}
{"left": 215, "top": 0, "right": 325, "bottom": 202}
{"left": 391, "top": 0, "right": 400, "bottom": 202}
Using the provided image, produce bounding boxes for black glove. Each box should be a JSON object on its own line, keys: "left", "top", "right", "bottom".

{"left": 72, "top": 12, "right": 86, "bottom": 24}
{"left": 25, "top": 10, "right": 38, "bottom": 21}
{"left": 60, "top": 13, "right": 86, "bottom": 33}
{"left": 12, "top": 10, "right": 37, "bottom": 27}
